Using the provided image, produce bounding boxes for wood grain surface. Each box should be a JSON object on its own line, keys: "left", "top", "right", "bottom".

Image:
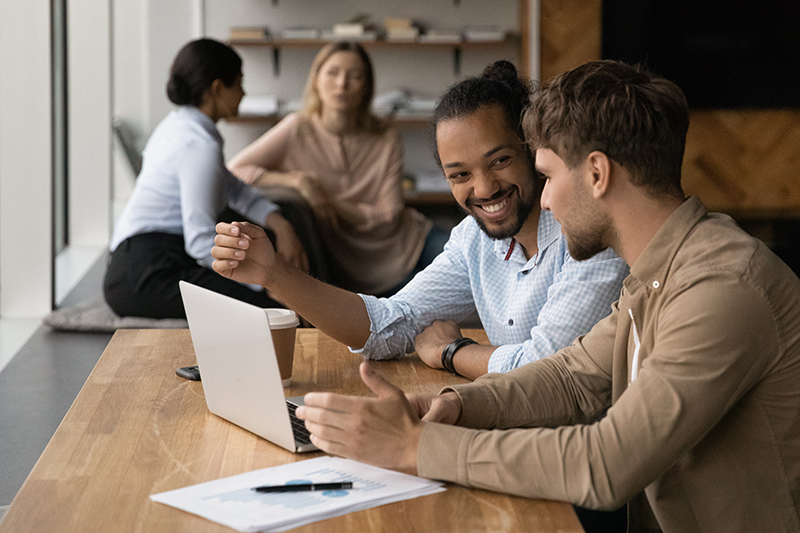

{"left": 0, "top": 328, "right": 583, "bottom": 533}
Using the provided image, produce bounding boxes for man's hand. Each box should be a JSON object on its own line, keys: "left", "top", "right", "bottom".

{"left": 211, "top": 221, "right": 275, "bottom": 287}
{"left": 296, "top": 362, "right": 425, "bottom": 471}
{"left": 415, "top": 319, "right": 462, "bottom": 370}
{"left": 408, "top": 391, "right": 463, "bottom": 424}
{"left": 265, "top": 212, "right": 309, "bottom": 273}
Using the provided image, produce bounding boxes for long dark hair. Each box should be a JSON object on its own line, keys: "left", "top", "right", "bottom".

{"left": 166, "top": 38, "right": 242, "bottom": 107}
{"left": 432, "top": 60, "right": 532, "bottom": 164}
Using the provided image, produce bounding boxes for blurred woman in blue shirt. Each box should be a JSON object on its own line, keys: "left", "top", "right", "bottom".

{"left": 104, "top": 38, "right": 306, "bottom": 318}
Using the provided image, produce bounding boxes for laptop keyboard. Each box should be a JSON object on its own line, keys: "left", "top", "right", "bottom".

{"left": 286, "top": 401, "right": 312, "bottom": 446}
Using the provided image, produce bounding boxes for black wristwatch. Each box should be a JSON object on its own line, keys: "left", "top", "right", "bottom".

{"left": 441, "top": 337, "right": 478, "bottom": 375}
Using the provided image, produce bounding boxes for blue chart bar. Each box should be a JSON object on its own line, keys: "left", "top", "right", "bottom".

{"left": 303, "top": 468, "right": 385, "bottom": 492}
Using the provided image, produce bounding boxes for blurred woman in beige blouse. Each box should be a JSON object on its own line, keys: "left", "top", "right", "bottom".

{"left": 228, "top": 41, "right": 447, "bottom": 296}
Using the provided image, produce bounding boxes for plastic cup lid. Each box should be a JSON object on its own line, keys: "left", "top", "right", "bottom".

{"left": 265, "top": 308, "right": 299, "bottom": 328}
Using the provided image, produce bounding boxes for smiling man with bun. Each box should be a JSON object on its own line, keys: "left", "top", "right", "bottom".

{"left": 212, "top": 60, "right": 627, "bottom": 381}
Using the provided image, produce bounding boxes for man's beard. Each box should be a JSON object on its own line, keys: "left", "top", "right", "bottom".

{"left": 565, "top": 225, "right": 610, "bottom": 261}
{"left": 468, "top": 187, "right": 537, "bottom": 240}
{"left": 562, "top": 205, "right": 616, "bottom": 261}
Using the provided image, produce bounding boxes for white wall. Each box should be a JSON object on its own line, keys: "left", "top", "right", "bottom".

{"left": 112, "top": 0, "right": 204, "bottom": 218}
{"left": 0, "top": 2, "right": 54, "bottom": 317}
{"left": 68, "top": 0, "right": 113, "bottom": 246}
{"left": 0, "top": 0, "right": 116, "bottom": 317}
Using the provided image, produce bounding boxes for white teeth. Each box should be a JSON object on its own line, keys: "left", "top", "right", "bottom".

{"left": 482, "top": 198, "right": 508, "bottom": 213}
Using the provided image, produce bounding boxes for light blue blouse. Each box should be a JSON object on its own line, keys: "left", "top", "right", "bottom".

{"left": 110, "top": 106, "right": 278, "bottom": 267}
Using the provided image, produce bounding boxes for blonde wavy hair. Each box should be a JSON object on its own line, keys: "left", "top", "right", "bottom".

{"left": 300, "top": 41, "right": 385, "bottom": 133}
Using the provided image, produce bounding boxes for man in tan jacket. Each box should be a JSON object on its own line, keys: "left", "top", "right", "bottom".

{"left": 294, "top": 60, "right": 800, "bottom": 533}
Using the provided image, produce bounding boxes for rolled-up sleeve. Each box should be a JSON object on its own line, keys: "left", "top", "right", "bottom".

{"left": 418, "top": 277, "right": 777, "bottom": 510}
{"left": 353, "top": 231, "right": 477, "bottom": 359}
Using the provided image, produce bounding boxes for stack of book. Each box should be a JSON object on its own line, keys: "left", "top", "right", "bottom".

{"left": 464, "top": 26, "right": 506, "bottom": 42}
{"left": 419, "top": 28, "right": 462, "bottom": 43}
{"left": 237, "top": 95, "right": 279, "bottom": 117}
{"left": 372, "top": 90, "right": 437, "bottom": 118}
{"left": 281, "top": 26, "right": 320, "bottom": 40}
{"left": 229, "top": 26, "right": 270, "bottom": 42}
{"left": 321, "top": 22, "right": 377, "bottom": 41}
{"left": 384, "top": 17, "right": 419, "bottom": 42}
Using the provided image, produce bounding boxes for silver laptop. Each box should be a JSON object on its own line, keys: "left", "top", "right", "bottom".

{"left": 179, "top": 281, "right": 317, "bottom": 453}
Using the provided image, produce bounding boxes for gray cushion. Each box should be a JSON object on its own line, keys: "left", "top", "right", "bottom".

{"left": 43, "top": 297, "right": 187, "bottom": 333}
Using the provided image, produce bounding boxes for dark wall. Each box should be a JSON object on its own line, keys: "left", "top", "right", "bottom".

{"left": 602, "top": 0, "right": 800, "bottom": 109}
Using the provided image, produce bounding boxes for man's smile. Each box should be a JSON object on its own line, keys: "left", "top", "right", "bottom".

{"left": 469, "top": 189, "right": 515, "bottom": 220}
{"left": 481, "top": 197, "right": 509, "bottom": 213}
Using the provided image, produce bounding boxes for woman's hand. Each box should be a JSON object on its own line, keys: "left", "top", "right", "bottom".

{"left": 211, "top": 221, "right": 275, "bottom": 287}
{"left": 288, "top": 172, "right": 339, "bottom": 230}
{"left": 265, "top": 212, "right": 309, "bottom": 273}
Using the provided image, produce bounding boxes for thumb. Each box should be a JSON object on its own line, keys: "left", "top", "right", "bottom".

{"left": 235, "top": 221, "right": 263, "bottom": 239}
{"left": 360, "top": 361, "right": 402, "bottom": 399}
{"left": 421, "top": 400, "right": 450, "bottom": 423}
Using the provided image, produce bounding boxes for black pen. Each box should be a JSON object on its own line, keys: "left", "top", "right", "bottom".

{"left": 253, "top": 482, "right": 353, "bottom": 493}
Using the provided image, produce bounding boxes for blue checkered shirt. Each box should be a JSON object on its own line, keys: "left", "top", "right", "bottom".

{"left": 355, "top": 210, "right": 629, "bottom": 372}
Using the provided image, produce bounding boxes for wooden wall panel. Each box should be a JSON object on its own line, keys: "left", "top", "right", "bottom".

{"left": 539, "top": 0, "right": 601, "bottom": 81}
{"left": 539, "top": 0, "right": 800, "bottom": 216}
{"left": 683, "top": 111, "right": 800, "bottom": 215}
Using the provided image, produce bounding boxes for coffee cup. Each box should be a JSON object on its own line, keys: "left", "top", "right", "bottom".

{"left": 265, "top": 309, "right": 300, "bottom": 387}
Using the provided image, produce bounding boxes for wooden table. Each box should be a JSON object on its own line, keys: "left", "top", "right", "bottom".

{"left": 0, "top": 328, "right": 583, "bottom": 532}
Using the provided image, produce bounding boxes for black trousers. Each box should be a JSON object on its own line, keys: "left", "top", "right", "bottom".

{"left": 103, "top": 232, "right": 281, "bottom": 319}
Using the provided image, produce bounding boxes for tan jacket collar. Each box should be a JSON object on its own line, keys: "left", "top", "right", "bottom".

{"left": 628, "top": 195, "right": 708, "bottom": 292}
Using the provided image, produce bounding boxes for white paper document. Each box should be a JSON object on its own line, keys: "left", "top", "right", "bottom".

{"left": 150, "top": 456, "right": 446, "bottom": 532}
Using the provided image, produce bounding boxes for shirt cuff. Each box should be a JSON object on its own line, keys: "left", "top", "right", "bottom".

{"left": 349, "top": 294, "right": 397, "bottom": 358}
{"left": 486, "top": 344, "right": 523, "bottom": 373}
{"left": 417, "top": 422, "right": 475, "bottom": 484}
{"left": 441, "top": 383, "right": 500, "bottom": 429}
{"left": 246, "top": 199, "right": 280, "bottom": 227}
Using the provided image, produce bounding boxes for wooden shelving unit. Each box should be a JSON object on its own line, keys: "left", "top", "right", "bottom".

{"left": 226, "top": 114, "right": 432, "bottom": 126}
{"left": 230, "top": 36, "right": 518, "bottom": 49}
{"left": 230, "top": 35, "right": 519, "bottom": 76}
{"left": 223, "top": 3, "right": 531, "bottom": 215}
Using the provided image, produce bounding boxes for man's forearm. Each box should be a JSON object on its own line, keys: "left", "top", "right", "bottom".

{"left": 267, "top": 256, "right": 372, "bottom": 349}
{"left": 452, "top": 344, "right": 497, "bottom": 380}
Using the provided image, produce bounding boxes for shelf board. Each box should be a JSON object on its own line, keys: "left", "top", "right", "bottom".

{"left": 224, "top": 114, "right": 281, "bottom": 125}
{"left": 230, "top": 36, "right": 517, "bottom": 48}
{"left": 225, "top": 114, "right": 432, "bottom": 126}
{"left": 231, "top": 35, "right": 517, "bottom": 76}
